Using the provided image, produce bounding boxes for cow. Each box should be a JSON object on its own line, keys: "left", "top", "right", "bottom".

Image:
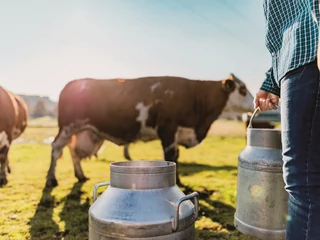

{"left": 122, "top": 91, "right": 255, "bottom": 161}
{"left": 0, "top": 86, "right": 28, "bottom": 185}
{"left": 45, "top": 74, "right": 254, "bottom": 188}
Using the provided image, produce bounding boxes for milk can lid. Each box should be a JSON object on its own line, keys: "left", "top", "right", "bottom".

{"left": 110, "top": 160, "right": 176, "bottom": 174}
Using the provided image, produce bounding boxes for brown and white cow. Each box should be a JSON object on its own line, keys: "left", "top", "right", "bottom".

{"left": 0, "top": 86, "right": 28, "bottom": 185}
{"left": 122, "top": 86, "right": 255, "bottom": 160}
{"left": 45, "top": 74, "right": 253, "bottom": 187}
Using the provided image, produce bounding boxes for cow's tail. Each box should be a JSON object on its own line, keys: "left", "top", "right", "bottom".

{"left": 51, "top": 123, "right": 78, "bottom": 159}
{"left": 53, "top": 119, "right": 99, "bottom": 155}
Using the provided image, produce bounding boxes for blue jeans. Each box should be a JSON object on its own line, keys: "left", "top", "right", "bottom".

{"left": 281, "top": 60, "right": 320, "bottom": 240}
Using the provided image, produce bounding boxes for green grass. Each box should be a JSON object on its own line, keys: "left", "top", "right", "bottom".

{"left": 0, "top": 118, "right": 259, "bottom": 240}
{"left": 28, "top": 116, "right": 58, "bottom": 128}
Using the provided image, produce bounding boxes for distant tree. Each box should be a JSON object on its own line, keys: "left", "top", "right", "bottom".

{"left": 48, "top": 104, "right": 58, "bottom": 118}
{"left": 33, "top": 99, "right": 47, "bottom": 118}
{"left": 27, "top": 105, "right": 34, "bottom": 117}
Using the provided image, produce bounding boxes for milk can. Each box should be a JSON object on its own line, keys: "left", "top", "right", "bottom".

{"left": 88, "top": 160, "right": 199, "bottom": 240}
{"left": 234, "top": 108, "right": 288, "bottom": 240}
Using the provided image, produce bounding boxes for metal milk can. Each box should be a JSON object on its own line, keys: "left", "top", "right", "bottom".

{"left": 88, "top": 160, "right": 199, "bottom": 240}
{"left": 234, "top": 108, "right": 288, "bottom": 240}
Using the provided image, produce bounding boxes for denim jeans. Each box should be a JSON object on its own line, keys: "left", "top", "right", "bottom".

{"left": 281, "top": 60, "right": 320, "bottom": 240}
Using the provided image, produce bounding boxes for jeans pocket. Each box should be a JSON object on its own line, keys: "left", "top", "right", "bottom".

{"left": 283, "top": 61, "right": 317, "bottom": 82}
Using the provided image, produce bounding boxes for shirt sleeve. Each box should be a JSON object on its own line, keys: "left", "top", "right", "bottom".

{"left": 260, "top": 68, "right": 281, "bottom": 97}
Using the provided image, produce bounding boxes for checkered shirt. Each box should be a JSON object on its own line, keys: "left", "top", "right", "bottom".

{"left": 260, "top": 0, "right": 320, "bottom": 97}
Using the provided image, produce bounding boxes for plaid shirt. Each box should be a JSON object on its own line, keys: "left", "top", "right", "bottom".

{"left": 260, "top": 0, "right": 320, "bottom": 97}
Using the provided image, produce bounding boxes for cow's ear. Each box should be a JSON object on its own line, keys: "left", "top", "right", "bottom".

{"left": 222, "top": 79, "right": 235, "bottom": 93}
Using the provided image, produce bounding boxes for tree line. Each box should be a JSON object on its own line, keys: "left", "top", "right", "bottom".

{"left": 30, "top": 99, "right": 57, "bottom": 118}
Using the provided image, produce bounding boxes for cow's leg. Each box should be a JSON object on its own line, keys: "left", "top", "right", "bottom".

{"left": 68, "top": 145, "right": 88, "bottom": 182}
{"left": 157, "top": 125, "right": 181, "bottom": 185}
{"left": 67, "top": 130, "right": 103, "bottom": 182}
{"left": 6, "top": 157, "right": 11, "bottom": 174}
{"left": 45, "top": 130, "right": 70, "bottom": 188}
{"left": 0, "top": 146, "right": 9, "bottom": 186}
{"left": 124, "top": 144, "right": 132, "bottom": 161}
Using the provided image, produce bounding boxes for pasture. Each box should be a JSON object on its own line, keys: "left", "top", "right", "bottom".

{"left": 0, "top": 117, "right": 268, "bottom": 240}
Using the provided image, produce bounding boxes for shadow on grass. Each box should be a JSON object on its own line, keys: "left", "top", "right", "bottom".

{"left": 182, "top": 186, "right": 257, "bottom": 240}
{"left": 28, "top": 183, "right": 90, "bottom": 240}
{"left": 28, "top": 187, "right": 61, "bottom": 239}
{"left": 59, "top": 182, "right": 90, "bottom": 240}
{"left": 178, "top": 162, "right": 237, "bottom": 177}
{"left": 92, "top": 158, "right": 119, "bottom": 164}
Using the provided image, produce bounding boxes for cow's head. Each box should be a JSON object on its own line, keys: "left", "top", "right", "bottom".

{"left": 222, "top": 73, "right": 254, "bottom": 113}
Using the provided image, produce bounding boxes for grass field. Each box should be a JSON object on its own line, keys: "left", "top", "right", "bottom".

{"left": 0, "top": 117, "right": 267, "bottom": 240}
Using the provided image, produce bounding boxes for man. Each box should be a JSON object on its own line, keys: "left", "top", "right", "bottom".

{"left": 254, "top": 1, "right": 320, "bottom": 239}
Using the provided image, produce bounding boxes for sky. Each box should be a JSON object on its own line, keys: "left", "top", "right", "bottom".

{"left": 0, "top": 0, "right": 270, "bottom": 102}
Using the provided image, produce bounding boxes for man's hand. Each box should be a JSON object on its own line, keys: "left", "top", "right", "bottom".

{"left": 254, "top": 90, "right": 279, "bottom": 111}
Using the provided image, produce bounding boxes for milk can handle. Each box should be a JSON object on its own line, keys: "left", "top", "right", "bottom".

{"left": 248, "top": 102, "right": 279, "bottom": 129}
{"left": 171, "top": 191, "right": 199, "bottom": 232}
{"left": 93, "top": 181, "right": 110, "bottom": 202}
{"left": 247, "top": 107, "right": 260, "bottom": 128}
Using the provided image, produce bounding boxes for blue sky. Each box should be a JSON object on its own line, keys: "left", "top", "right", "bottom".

{"left": 0, "top": 0, "right": 270, "bottom": 101}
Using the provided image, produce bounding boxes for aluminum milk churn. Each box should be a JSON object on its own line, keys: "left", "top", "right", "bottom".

{"left": 88, "top": 160, "right": 199, "bottom": 240}
{"left": 234, "top": 108, "right": 288, "bottom": 240}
